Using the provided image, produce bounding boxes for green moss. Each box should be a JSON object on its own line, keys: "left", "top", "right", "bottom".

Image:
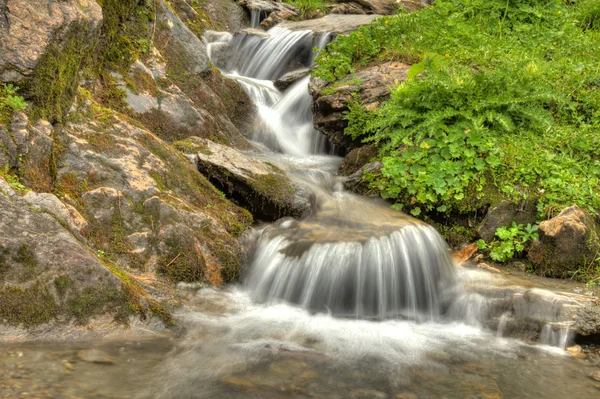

{"left": 157, "top": 234, "right": 206, "bottom": 283}
{"left": 55, "top": 172, "right": 88, "bottom": 205}
{"left": 126, "top": 66, "right": 159, "bottom": 97}
{"left": 54, "top": 275, "right": 73, "bottom": 298}
{"left": 67, "top": 284, "right": 135, "bottom": 324}
{"left": 95, "top": 0, "right": 154, "bottom": 73}
{"left": 148, "top": 299, "right": 174, "bottom": 328}
{"left": 13, "top": 244, "right": 38, "bottom": 281}
{"left": 437, "top": 224, "right": 476, "bottom": 248}
{"left": 0, "top": 283, "right": 59, "bottom": 327}
{"left": 27, "top": 23, "right": 97, "bottom": 123}
{"left": 94, "top": 72, "right": 129, "bottom": 113}
{"left": 85, "top": 208, "right": 134, "bottom": 260}
{"left": 172, "top": 139, "right": 213, "bottom": 155}
{"left": 250, "top": 173, "right": 294, "bottom": 207}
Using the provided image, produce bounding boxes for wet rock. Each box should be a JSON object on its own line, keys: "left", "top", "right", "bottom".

{"left": 310, "top": 61, "right": 410, "bottom": 149}
{"left": 77, "top": 349, "right": 116, "bottom": 365}
{"left": 478, "top": 200, "right": 537, "bottom": 242}
{"left": 178, "top": 137, "right": 312, "bottom": 220}
{"left": 260, "top": 8, "right": 299, "bottom": 30}
{"left": 236, "top": 0, "right": 299, "bottom": 29}
{"left": 0, "top": 0, "right": 102, "bottom": 83}
{"left": 338, "top": 144, "right": 378, "bottom": 176}
{"left": 528, "top": 205, "right": 600, "bottom": 278}
{"left": 274, "top": 68, "right": 310, "bottom": 91}
{"left": 462, "top": 275, "right": 600, "bottom": 338}
{"left": 279, "top": 14, "right": 379, "bottom": 35}
{"left": 343, "top": 161, "right": 382, "bottom": 195}
{"left": 590, "top": 370, "right": 600, "bottom": 382}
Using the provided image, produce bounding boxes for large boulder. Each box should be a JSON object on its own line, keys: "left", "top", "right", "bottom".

{"left": 56, "top": 98, "right": 253, "bottom": 287}
{"left": 0, "top": 0, "right": 102, "bottom": 82}
{"left": 528, "top": 205, "right": 600, "bottom": 278}
{"left": 310, "top": 61, "right": 409, "bottom": 149}
{"left": 0, "top": 175, "right": 166, "bottom": 339}
{"left": 478, "top": 200, "right": 537, "bottom": 242}
{"left": 0, "top": 0, "right": 103, "bottom": 122}
{"left": 108, "top": 2, "right": 256, "bottom": 148}
{"left": 176, "top": 137, "right": 312, "bottom": 220}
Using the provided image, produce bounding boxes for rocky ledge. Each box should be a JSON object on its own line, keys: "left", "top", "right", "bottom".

{"left": 176, "top": 137, "right": 313, "bottom": 220}
{"left": 310, "top": 61, "right": 410, "bottom": 149}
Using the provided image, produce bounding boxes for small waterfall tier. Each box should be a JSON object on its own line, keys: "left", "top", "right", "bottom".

{"left": 205, "top": 27, "right": 332, "bottom": 155}
{"left": 246, "top": 194, "right": 457, "bottom": 320}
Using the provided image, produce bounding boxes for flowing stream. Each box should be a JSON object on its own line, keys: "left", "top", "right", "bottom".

{"left": 2, "top": 25, "right": 600, "bottom": 399}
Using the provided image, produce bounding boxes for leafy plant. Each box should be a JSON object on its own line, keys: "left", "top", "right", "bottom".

{"left": 477, "top": 222, "right": 539, "bottom": 263}
{"left": 0, "top": 164, "right": 26, "bottom": 191}
{"left": 313, "top": 0, "right": 600, "bottom": 218}
{"left": 0, "top": 84, "right": 28, "bottom": 124}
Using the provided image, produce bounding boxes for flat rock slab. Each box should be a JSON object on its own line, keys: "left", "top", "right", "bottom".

{"left": 279, "top": 14, "right": 380, "bottom": 35}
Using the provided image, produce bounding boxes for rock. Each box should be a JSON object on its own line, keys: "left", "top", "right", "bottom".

{"left": 114, "top": 9, "right": 255, "bottom": 148}
{"left": 566, "top": 345, "right": 585, "bottom": 358}
{"left": 236, "top": 0, "right": 299, "bottom": 28}
{"left": 460, "top": 274, "right": 600, "bottom": 338}
{"left": 274, "top": 68, "right": 310, "bottom": 91}
{"left": 260, "top": 8, "right": 299, "bottom": 30}
{"left": 177, "top": 137, "right": 312, "bottom": 220}
{"left": 528, "top": 205, "right": 600, "bottom": 278}
{"left": 478, "top": 200, "right": 537, "bottom": 242}
{"left": 155, "top": 1, "right": 211, "bottom": 75}
{"left": 77, "top": 349, "right": 116, "bottom": 365}
{"left": 310, "top": 61, "right": 409, "bottom": 149}
{"left": 331, "top": 0, "right": 426, "bottom": 15}
{"left": 0, "top": 112, "right": 54, "bottom": 192}
{"left": 279, "top": 14, "right": 379, "bottom": 35}
{"left": 0, "top": 174, "right": 147, "bottom": 335}
{"left": 56, "top": 109, "right": 252, "bottom": 288}
{"left": 0, "top": 0, "right": 102, "bottom": 83}
{"left": 338, "top": 144, "right": 378, "bottom": 176}
{"left": 343, "top": 162, "right": 381, "bottom": 195}
{"left": 590, "top": 370, "right": 600, "bottom": 382}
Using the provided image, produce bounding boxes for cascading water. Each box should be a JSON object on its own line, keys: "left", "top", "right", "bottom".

{"left": 205, "top": 26, "right": 458, "bottom": 320}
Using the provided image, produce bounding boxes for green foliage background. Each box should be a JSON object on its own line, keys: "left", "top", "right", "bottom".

{"left": 313, "top": 0, "right": 600, "bottom": 219}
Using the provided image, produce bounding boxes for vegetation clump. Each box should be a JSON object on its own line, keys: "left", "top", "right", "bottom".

{"left": 313, "top": 0, "right": 600, "bottom": 219}
{"left": 0, "top": 84, "right": 27, "bottom": 125}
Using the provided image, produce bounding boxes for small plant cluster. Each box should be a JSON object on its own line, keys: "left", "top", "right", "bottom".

{"left": 312, "top": 0, "right": 600, "bottom": 219}
{"left": 0, "top": 84, "right": 27, "bottom": 125}
{"left": 0, "top": 164, "right": 26, "bottom": 192}
{"left": 477, "top": 223, "right": 539, "bottom": 263}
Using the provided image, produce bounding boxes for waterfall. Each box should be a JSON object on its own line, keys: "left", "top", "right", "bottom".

{"left": 204, "top": 25, "right": 458, "bottom": 320}
{"left": 205, "top": 27, "right": 332, "bottom": 155}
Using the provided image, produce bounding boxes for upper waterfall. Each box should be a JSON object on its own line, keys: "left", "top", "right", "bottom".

{"left": 205, "top": 27, "right": 331, "bottom": 156}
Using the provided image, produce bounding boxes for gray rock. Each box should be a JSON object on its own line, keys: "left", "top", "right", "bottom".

{"left": 478, "top": 200, "right": 537, "bottom": 242}
{"left": 528, "top": 205, "right": 600, "bottom": 278}
{"left": 458, "top": 268, "right": 600, "bottom": 339}
{"left": 310, "top": 61, "right": 409, "bottom": 149}
{"left": 274, "top": 68, "right": 310, "bottom": 91}
{"left": 178, "top": 137, "right": 312, "bottom": 220}
{"left": 156, "top": 1, "right": 211, "bottom": 75}
{"left": 343, "top": 161, "right": 381, "bottom": 196}
{"left": 0, "top": 0, "right": 102, "bottom": 82}
{"left": 338, "top": 144, "right": 378, "bottom": 176}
